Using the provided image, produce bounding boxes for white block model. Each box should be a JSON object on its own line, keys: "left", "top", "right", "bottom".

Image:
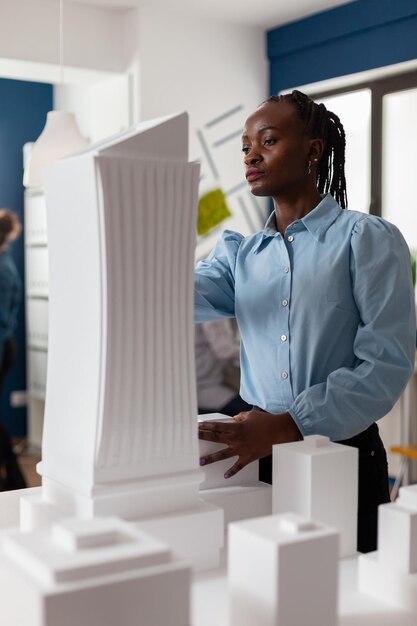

{"left": 0, "top": 517, "right": 190, "bottom": 626}
{"left": 273, "top": 435, "right": 358, "bottom": 557}
{"left": 198, "top": 413, "right": 272, "bottom": 525}
{"left": 228, "top": 512, "right": 339, "bottom": 626}
{"left": 358, "top": 484, "right": 417, "bottom": 611}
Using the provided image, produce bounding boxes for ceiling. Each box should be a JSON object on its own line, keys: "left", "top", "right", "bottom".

{"left": 64, "top": 0, "right": 356, "bottom": 28}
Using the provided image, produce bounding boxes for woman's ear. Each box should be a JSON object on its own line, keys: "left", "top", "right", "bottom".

{"left": 308, "top": 138, "right": 324, "bottom": 162}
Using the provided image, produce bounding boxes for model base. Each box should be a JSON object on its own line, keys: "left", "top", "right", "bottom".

{"left": 200, "top": 481, "right": 272, "bottom": 526}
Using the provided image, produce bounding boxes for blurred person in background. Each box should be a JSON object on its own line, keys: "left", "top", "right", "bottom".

{"left": 0, "top": 209, "right": 26, "bottom": 490}
{"left": 195, "top": 318, "right": 251, "bottom": 417}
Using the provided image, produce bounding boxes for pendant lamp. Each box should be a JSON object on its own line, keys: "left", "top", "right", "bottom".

{"left": 23, "top": 0, "right": 87, "bottom": 189}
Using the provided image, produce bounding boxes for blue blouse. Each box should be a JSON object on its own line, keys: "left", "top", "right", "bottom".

{"left": 194, "top": 194, "right": 416, "bottom": 440}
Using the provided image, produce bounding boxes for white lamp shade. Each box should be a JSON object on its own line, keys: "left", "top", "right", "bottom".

{"left": 23, "top": 111, "right": 88, "bottom": 189}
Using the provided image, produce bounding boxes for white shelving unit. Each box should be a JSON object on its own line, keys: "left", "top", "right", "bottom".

{"left": 24, "top": 189, "right": 48, "bottom": 451}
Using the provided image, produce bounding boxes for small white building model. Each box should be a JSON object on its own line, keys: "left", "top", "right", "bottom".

{"left": 358, "top": 484, "right": 417, "bottom": 611}
{"left": 0, "top": 518, "right": 190, "bottom": 626}
{"left": 228, "top": 512, "right": 339, "bottom": 626}
{"left": 273, "top": 435, "right": 358, "bottom": 557}
{"left": 198, "top": 413, "right": 272, "bottom": 525}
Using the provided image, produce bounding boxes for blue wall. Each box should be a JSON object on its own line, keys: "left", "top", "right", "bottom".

{"left": 0, "top": 77, "right": 53, "bottom": 437}
{"left": 268, "top": 0, "right": 417, "bottom": 94}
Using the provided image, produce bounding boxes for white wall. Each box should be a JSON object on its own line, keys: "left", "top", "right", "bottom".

{"left": 136, "top": 5, "right": 269, "bottom": 257}
{"left": 0, "top": 1, "right": 268, "bottom": 253}
{"left": 0, "top": 0, "right": 127, "bottom": 73}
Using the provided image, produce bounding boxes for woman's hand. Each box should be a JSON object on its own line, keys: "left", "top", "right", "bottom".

{"left": 198, "top": 409, "right": 301, "bottom": 478}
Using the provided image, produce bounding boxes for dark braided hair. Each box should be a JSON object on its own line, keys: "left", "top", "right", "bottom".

{"left": 265, "top": 90, "right": 348, "bottom": 209}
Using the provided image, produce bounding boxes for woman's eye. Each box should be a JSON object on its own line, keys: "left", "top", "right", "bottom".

{"left": 264, "top": 137, "right": 275, "bottom": 146}
{"left": 242, "top": 146, "right": 250, "bottom": 154}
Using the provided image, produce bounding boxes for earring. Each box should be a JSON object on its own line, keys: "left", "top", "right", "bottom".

{"left": 307, "top": 160, "right": 312, "bottom": 175}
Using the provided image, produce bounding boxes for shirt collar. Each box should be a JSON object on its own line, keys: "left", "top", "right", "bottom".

{"left": 301, "top": 194, "right": 343, "bottom": 241}
{"left": 253, "top": 194, "right": 342, "bottom": 253}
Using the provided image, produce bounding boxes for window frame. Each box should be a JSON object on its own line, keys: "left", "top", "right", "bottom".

{"left": 309, "top": 69, "right": 417, "bottom": 216}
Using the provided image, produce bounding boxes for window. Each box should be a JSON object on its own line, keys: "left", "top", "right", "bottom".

{"left": 310, "top": 70, "right": 417, "bottom": 249}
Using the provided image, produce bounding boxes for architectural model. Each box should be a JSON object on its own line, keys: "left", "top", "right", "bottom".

{"left": 0, "top": 517, "right": 190, "bottom": 626}
{"left": 359, "top": 484, "right": 417, "bottom": 611}
{"left": 198, "top": 413, "right": 272, "bottom": 525}
{"left": 228, "top": 512, "right": 339, "bottom": 626}
{"left": 0, "top": 113, "right": 225, "bottom": 625}
{"left": 24, "top": 111, "right": 223, "bottom": 570}
{"left": 273, "top": 434, "right": 358, "bottom": 556}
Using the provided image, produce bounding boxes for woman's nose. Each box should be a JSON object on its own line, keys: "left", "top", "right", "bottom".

{"left": 244, "top": 151, "right": 261, "bottom": 166}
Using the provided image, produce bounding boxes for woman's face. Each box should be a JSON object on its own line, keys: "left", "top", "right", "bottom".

{"left": 242, "top": 101, "right": 314, "bottom": 199}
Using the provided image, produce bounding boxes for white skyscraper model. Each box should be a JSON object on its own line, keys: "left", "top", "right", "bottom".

{"left": 273, "top": 435, "right": 358, "bottom": 557}
{"left": 358, "top": 484, "right": 417, "bottom": 611}
{"left": 0, "top": 113, "right": 224, "bottom": 625}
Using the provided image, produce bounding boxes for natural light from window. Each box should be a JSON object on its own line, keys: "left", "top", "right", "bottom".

{"left": 382, "top": 87, "right": 417, "bottom": 250}
{"left": 317, "top": 89, "right": 371, "bottom": 213}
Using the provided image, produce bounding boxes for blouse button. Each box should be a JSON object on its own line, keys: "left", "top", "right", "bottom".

{"left": 281, "top": 371, "right": 289, "bottom": 380}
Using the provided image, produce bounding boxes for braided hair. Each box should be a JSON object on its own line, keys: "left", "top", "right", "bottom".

{"left": 265, "top": 90, "right": 348, "bottom": 209}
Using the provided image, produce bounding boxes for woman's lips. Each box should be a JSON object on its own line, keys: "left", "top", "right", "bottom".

{"left": 246, "top": 169, "right": 265, "bottom": 182}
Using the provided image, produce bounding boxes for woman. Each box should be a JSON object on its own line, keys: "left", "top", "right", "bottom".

{"left": 0, "top": 209, "right": 26, "bottom": 491}
{"left": 196, "top": 90, "right": 415, "bottom": 552}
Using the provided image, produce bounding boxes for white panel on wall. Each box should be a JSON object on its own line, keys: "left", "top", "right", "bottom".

{"left": 24, "top": 192, "right": 48, "bottom": 245}
{"left": 28, "top": 349, "right": 48, "bottom": 399}
{"left": 25, "top": 247, "right": 49, "bottom": 297}
{"left": 89, "top": 74, "right": 131, "bottom": 143}
{"left": 27, "top": 299, "right": 49, "bottom": 350}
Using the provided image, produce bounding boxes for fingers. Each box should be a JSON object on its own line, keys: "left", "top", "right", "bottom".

{"left": 198, "top": 420, "right": 234, "bottom": 434}
{"left": 200, "top": 446, "right": 236, "bottom": 466}
{"left": 224, "top": 457, "right": 250, "bottom": 479}
{"left": 232, "top": 411, "right": 249, "bottom": 423}
{"left": 199, "top": 429, "right": 232, "bottom": 443}
{"left": 198, "top": 420, "right": 236, "bottom": 443}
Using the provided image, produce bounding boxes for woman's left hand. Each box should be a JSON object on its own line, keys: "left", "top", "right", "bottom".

{"left": 198, "top": 409, "right": 301, "bottom": 478}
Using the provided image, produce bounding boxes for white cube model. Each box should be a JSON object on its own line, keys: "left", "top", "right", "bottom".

{"left": 273, "top": 435, "right": 358, "bottom": 557}
{"left": 198, "top": 413, "right": 272, "bottom": 525}
{"left": 228, "top": 512, "right": 339, "bottom": 626}
{"left": 0, "top": 517, "right": 190, "bottom": 626}
{"left": 358, "top": 484, "right": 417, "bottom": 611}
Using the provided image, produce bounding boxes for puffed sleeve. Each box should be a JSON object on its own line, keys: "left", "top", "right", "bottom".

{"left": 194, "top": 230, "right": 243, "bottom": 322}
{"left": 289, "top": 216, "right": 416, "bottom": 440}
